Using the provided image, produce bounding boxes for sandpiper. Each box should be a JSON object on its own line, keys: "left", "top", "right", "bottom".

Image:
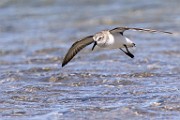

{"left": 62, "top": 27, "right": 172, "bottom": 67}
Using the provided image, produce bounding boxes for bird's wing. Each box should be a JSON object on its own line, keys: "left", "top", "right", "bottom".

{"left": 62, "top": 35, "right": 94, "bottom": 67}
{"left": 110, "top": 27, "right": 172, "bottom": 34}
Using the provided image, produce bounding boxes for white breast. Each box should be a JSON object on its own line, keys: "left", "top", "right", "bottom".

{"left": 105, "top": 33, "right": 127, "bottom": 49}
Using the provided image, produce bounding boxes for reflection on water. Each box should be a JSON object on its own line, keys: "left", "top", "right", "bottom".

{"left": 0, "top": 0, "right": 180, "bottom": 119}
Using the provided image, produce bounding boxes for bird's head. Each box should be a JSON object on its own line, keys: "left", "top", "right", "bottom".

{"left": 92, "top": 31, "right": 109, "bottom": 50}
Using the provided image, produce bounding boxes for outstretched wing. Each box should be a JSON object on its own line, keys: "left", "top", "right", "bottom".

{"left": 110, "top": 27, "right": 172, "bottom": 34}
{"left": 62, "top": 35, "right": 94, "bottom": 67}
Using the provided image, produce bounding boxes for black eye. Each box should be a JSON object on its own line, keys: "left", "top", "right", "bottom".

{"left": 98, "top": 38, "right": 101, "bottom": 41}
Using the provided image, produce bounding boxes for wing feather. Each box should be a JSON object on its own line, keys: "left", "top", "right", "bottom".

{"left": 110, "top": 27, "right": 172, "bottom": 34}
{"left": 62, "top": 36, "right": 94, "bottom": 67}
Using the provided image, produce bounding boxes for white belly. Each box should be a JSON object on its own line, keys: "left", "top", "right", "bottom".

{"left": 105, "top": 33, "right": 133, "bottom": 49}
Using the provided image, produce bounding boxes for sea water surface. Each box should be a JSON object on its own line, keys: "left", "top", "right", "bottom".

{"left": 0, "top": 0, "right": 180, "bottom": 120}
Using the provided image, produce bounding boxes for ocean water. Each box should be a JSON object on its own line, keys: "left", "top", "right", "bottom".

{"left": 0, "top": 0, "right": 180, "bottom": 120}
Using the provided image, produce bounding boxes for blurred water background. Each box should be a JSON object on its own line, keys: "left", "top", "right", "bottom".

{"left": 0, "top": 0, "right": 180, "bottom": 120}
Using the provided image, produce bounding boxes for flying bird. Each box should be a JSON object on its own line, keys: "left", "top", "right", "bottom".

{"left": 62, "top": 27, "right": 172, "bottom": 67}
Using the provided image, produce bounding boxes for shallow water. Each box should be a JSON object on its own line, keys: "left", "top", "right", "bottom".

{"left": 0, "top": 0, "right": 180, "bottom": 120}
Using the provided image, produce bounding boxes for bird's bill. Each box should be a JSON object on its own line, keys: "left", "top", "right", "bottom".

{"left": 92, "top": 41, "right": 97, "bottom": 51}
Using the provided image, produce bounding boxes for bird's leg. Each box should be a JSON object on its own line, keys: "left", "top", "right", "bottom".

{"left": 119, "top": 45, "right": 134, "bottom": 58}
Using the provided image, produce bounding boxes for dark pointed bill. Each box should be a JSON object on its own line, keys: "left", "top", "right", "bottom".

{"left": 62, "top": 36, "right": 94, "bottom": 67}
{"left": 92, "top": 41, "right": 97, "bottom": 51}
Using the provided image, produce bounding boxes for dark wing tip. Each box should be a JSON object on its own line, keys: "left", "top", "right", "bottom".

{"left": 62, "top": 62, "right": 66, "bottom": 67}
{"left": 62, "top": 50, "right": 76, "bottom": 67}
{"left": 62, "top": 57, "right": 67, "bottom": 67}
{"left": 163, "top": 31, "right": 173, "bottom": 34}
{"left": 61, "top": 47, "right": 78, "bottom": 67}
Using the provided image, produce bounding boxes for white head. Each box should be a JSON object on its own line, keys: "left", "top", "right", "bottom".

{"left": 92, "top": 31, "right": 110, "bottom": 50}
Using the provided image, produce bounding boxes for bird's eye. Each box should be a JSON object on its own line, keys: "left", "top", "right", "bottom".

{"left": 97, "top": 37, "right": 101, "bottom": 41}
